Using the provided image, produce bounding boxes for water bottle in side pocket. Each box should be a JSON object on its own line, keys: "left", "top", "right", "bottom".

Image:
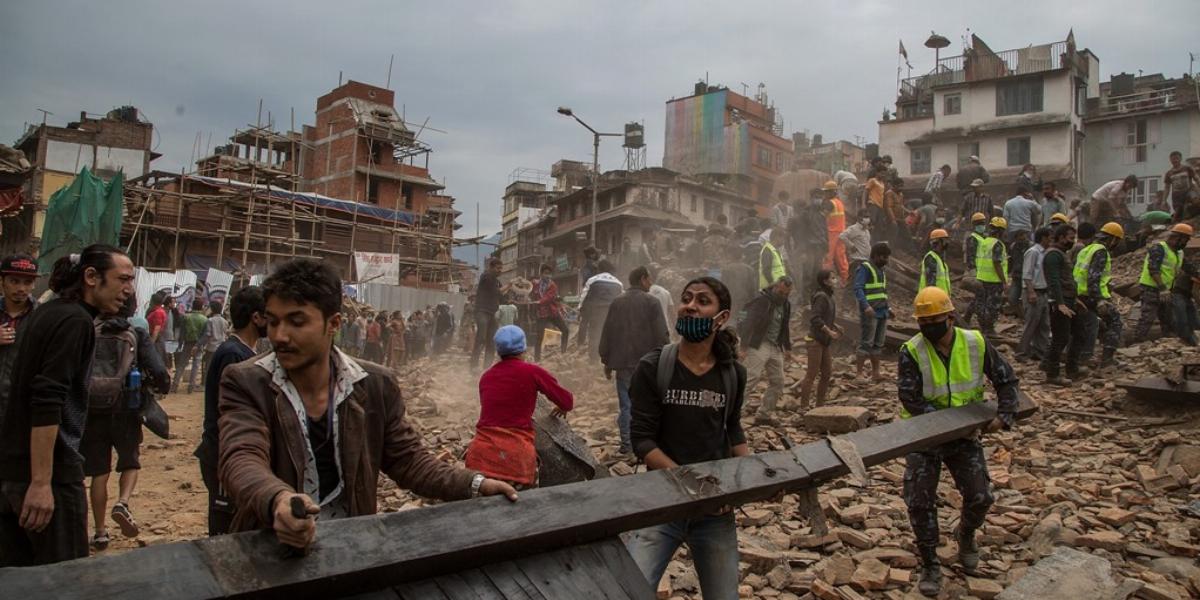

{"left": 126, "top": 367, "right": 143, "bottom": 411}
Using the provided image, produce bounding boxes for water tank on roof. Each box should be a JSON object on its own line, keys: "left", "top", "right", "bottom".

{"left": 694, "top": 81, "right": 707, "bottom": 96}
{"left": 108, "top": 106, "right": 139, "bottom": 123}
{"left": 793, "top": 132, "right": 809, "bottom": 149}
{"left": 1111, "top": 73, "right": 1135, "bottom": 97}
{"left": 812, "top": 134, "right": 823, "bottom": 146}
{"left": 623, "top": 123, "right": 644, "bottom": 149}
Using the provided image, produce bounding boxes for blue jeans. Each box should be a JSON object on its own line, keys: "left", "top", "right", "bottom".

{"left": 615, "top": 370, "right": 633, "bottom": 450}
{"left": 858, "top": 309, "right": 887, "bottom": 356}
{"left": 626, "top": 512, "right": 739, "bottom": 600}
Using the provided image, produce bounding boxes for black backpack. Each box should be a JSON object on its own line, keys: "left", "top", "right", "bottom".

{"left": 87, "top": 320, "right": 138, "bottom": 413}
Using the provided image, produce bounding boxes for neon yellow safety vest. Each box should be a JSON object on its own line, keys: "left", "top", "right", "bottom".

{"left": 918, "top": 251, "right": 951, "bottom": 297}
{"left": 975, "top": 237, "right": 1008, "bottom": 284}
{"left": 1138, "top": 241, "right": 1182, "bottom": 290}
{"left": 900, "top": 327, "right": 987, "bottom": 418}
{"left": 1073, "top": 242, "right": 1111, "bottom": 299}
{"left": 758, "top": 242, "right": 786, "bottom": 289}
{"left": 862, "top": 261, "right": 887, "bottom": 303}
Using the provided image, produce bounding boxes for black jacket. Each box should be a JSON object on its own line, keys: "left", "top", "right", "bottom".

{"left": 738, "top": 290, "right": 792, "bottom": 351}
{"left": 599, "top": 288, "right": 669, "bottom": 372}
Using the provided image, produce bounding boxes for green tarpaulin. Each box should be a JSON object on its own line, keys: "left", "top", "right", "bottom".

{"left": 37, "top": 166, "right": 124, "bottom": 274}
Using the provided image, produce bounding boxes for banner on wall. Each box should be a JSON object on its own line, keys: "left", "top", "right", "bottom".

{"left": 204, "top": 268, "right": 234, "bottom": 307}
{"left": 353, "top": 252, "right": 401, "bottom": 285}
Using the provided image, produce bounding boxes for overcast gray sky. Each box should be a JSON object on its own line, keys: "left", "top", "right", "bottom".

{"left": 2, "top": 0, "right": 1195, "bottom": 237}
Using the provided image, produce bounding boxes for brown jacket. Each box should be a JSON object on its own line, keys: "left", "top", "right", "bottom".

{"left": 218, "top": 353, "right": 474, "bottom": 533}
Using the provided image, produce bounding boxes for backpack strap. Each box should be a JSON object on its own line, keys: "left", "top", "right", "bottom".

{"left": 655, "top": 343, "right": 678, "bottom": 398}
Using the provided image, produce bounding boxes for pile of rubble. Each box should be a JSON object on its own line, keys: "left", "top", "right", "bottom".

{"left": 387, "top": 318, "right": 1200, "bottom": 599}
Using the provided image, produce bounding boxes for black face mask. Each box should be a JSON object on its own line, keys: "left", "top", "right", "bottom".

{"left": 920, "top": 319, "right": 951, "bottom": 343}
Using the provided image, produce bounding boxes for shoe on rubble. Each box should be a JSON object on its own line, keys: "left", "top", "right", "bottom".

{"left": 917, "top": 561, "right": 942, "bottom": 597}
{"left": 955, "top": 526, "right": 980, "bottom": 571}
{"left": 1044, "top": 376, "right": 1070, "bottom": 387}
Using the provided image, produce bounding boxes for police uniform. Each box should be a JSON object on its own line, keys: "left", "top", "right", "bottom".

{"left": 974, "top": 236, "right": 1008, "bottom": 334}
{"left": 898, "top": 327, "right": 1019, "bottom": 559}
{"left": 1132, "top": 241, "right": 1182, "bottom": 341}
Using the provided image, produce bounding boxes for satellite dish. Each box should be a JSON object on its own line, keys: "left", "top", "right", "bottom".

{"left": 925, "top": 33, "right": 951, "bottom": 49}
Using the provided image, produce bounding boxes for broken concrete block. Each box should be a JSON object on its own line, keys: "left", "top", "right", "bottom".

{"left": 809, "top": 578, "right": 840, "bottom": 600}
{"left": 1075, "top": 530, "right": 1125, "bottom": 552}
{"left": 1136, "top": 581, "right": 1187, "bottom": 600}
{"left": 854, "top": 547, "right": 919, "bottom": 568}
{"left": 835, "top": 526, "right": 875, "bottom": 550}
{"left": 1097, "top": 507, "right": 1136, "bottom": 527}
{"left": 740, "top": 545, "right": 783, "bottom": 575}
{"left": 997, "top": 547, "right": 1124, "bottom": 600}
{"left": 738, "top": 508, "right": 774, "bottom": 527}
{"left": 819, "top": 555, "right": 855, "bottom": 586}
{"left": 791, "top": 532, "right": 839, "bottom": 549}
{"left": 839, "top": 504, "right": 871, "bottom": 524}
{"left": 803, "top": 406, "right": 873, "bottom": 433}
{"left": 967, "top": 577, "right": 1004, "bottom": 600}
{"left": 849, "top": 557, "right": 890, "bottom": 592}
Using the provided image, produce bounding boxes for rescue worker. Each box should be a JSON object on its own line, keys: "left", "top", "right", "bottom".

{"left": 960, "top": 212, "right": 988, "bottom": 325}
{"left": 1040, "top": 223, "right": 1085, "bottom": 385}
{"left": 900, "top": 287, "right": 1019, "bottom": 597}
{"left": 758, "top": 228, "right": 788, "bottom": 291}
{"left": 1132, "top": 223, "right": 1193, "bottom": 343}
{"left": 1072, "top": 222, "right": 1125, "bottom": 368}
{"left": 853, "top": 243, "right": 891, "bottom": 380}
{"left": 975, "top": 217, "right": 1009, "bottom": 336}
{"left": 918, "top": 229, "right": 952, "bottom": 298}
{"left": 1049, "top": 212, "right": 1069, "bottom": 227}
{"left": 822, "top": 180, "right": 849, "bottom": 283}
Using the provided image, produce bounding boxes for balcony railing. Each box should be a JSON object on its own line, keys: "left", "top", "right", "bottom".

{"left": 900, "top": 40, "right": 1069, "bottom": 100}
{"left": 1096, "top": 88, "right": 1179, "bottom": 117}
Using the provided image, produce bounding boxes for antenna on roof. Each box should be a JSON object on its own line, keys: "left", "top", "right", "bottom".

{"left": 386, "top": 54, "right": 395, "bottom": 89}
{"left": 338, "top": 71, "right": 343, "bottom": 86}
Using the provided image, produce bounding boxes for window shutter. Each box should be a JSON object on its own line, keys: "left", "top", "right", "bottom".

{"left": 1147, "top": 118, "right": 1161, "bottom": 146}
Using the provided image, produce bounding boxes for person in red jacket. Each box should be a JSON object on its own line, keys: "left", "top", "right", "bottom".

{"left": 531, "top": 264, "right": 569, "bottom": 361}
{"left": 465, "top": 325, "right": 573, "bottom": 488}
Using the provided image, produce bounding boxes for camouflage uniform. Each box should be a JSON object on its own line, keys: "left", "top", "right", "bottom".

{"left": 897, "top": 332, "right": 1018, "bottom": 556}
{"left": 975, "top": 282, "right": 1005, "bottom": 334}
{"left": 1132, "top": 243, "right": 1177, "bottom": 342}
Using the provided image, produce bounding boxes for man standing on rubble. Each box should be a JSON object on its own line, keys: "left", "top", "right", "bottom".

{"left": 579, "top": 260, "right": 623, "bottom": 361}
{"left": 973, "top": 217, "right": 1009, "bottom": 336}
{"left": 959, "top": 213, "right": 988, "bottom": 326}
{"left": 218, "top": 259, "right": 517, "bottom": 549}
{"left": 470, "top": 258, "right": 510, "bottom": 371}
{"left": 599, "top": 266, "right": 669, "bottom": 455}
{"left": 1072, "top": 222, "right": 1125, "bottom": 369}
{"left": 822, "top": 181, "right": 849, "bottom": 284}
{"left": 919, "top": 229, "right": 952, "bottom": 299}
{"left": 1016, "top": 227, "right": 1052, "bottom": 362}
{"left": 739, "top": 275, "right": 793, "bottom": 426}
{"left": 1132, "top": 223, "right": 1193, "bottom": 343}
{"left": 759, "top": 227, "right": 788, "bottom": 291}
{"left": 900, "top": 286, "right": 1019, "bottom": 597}
{"left": 854, "top": 243, "right": 891, "bottom": 380}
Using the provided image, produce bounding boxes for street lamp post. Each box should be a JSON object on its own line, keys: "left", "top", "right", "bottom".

{"left": 557, "top": 107, "right": 622, "bottom": 246}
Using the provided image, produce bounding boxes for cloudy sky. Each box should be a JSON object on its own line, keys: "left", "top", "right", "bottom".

{"left": 2, "top": 1, "right": 1195, "bottom": 237}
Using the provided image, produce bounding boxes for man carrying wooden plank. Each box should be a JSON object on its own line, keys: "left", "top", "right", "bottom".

{"left": 899, "top": 286, "right": 1020, "bottom": 597}
{"left": 217, "top": 259, "right": 517, "bottom": 551}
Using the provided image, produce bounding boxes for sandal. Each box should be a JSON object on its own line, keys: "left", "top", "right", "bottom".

{"left": 92, "top": 531, "right": 110, "bottom": 550}
{"left": 111, "top": 502, "right": 139, "bottom": 538}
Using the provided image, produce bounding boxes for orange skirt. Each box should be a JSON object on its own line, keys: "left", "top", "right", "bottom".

{"left": 465, "top": 426, "right": 538, "bottom": 486}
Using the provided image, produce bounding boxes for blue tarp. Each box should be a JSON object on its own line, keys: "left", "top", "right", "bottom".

{"left": 189, "top": 175, "right": 416, "bottom": 226}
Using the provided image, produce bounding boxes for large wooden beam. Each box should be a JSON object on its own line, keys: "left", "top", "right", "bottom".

{"left": 2, "top": 397, "right": 1036, "bottom": 600}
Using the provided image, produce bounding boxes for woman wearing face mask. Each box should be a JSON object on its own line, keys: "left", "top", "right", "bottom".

{"left": 799, "top": 270, "right": 841, "bottom": 409}
{"left": 626, "top": 276, "right": 748, "bottom": 600}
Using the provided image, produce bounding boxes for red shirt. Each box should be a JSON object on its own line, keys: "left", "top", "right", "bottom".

{"left": 366, "top": 321, "right": 382, "bottom": 344}
{"left": 477, "top": 357, "right": 573, "bottom": 430}
{"left": 146, "top": 306, "right": 167, "bottom": 336}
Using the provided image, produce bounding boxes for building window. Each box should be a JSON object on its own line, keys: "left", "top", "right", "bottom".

{"left": 996, "top": 78, "right": 1044, "bottom": 116}
{"left": 367, "top": 178, "right": 380, "bottom": 204}
{"left": 703, "top": 199, "right": 723, "bottom": 221}
{"left": 401, "top": 183, "right": 414, "bottom": 211}
{"left": 1125, "top": 119, "right": 1148, "bottom": 163}
{"left": 910, "top": 147, "right": 931, "bottom": 174}
{"left": 1006, "top": 137, "right": 1031, "bottom": 166}
{"left": 757, "top": 146, "right": 772, "bottom": 167}
{"left": 1075, "top": 79, "right": 1087, "bottom": 116}
{"left": 690, "top": 193, "right": 697, "bottom": 212}
{"left": 957, "top": 142, "right": 980, "bottom": 168}
{"left": 944, "top": 93, "right": 962, "bottom": 115}
{"left": 1129, "top": 178, "right": 1160, "bottom": 209}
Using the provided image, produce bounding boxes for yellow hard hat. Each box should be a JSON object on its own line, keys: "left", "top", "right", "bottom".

{"left": 822, "top": 180, "right": 838, "bottom": 191}
{"left": 1171, "top": 223, "right": 1194, "bottom": 236}
{"left": 990, "top": 216, "right": 1008, "bottom": 229}
{"left": 971, "top": 212, "right": 987, "bottom": 223}
{"left": 914, "top": 286, "right": 955, "bottom": 318}
{"left": 929, "top": 228, "right": 950, "bottom": 241}
{"left": 1050, "top": 213, "right": 1069, "bottom": 223}
{"left": 1100, "top": 222, "right": 1125, "bottom": 239}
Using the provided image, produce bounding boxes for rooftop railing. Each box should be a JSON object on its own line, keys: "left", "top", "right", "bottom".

{"left": 900, "top": 40, "right": 1070, "bottom": 100}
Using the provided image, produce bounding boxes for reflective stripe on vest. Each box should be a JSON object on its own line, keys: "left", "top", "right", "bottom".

{"left": 900, "top": 327, "right": 986, "bottom": 418}
{"left": 827, "top": 198, "right": 846, "bottom": 232}
{"left": 918, "top": 251, "right": 951, "bottom": 296}
{"left": 1138, "top": 241, "right": 1182, "bottom": 289}
{"left": 863, "top": 262, "right": 887, "bottom": 302}
{"left": 975, "top": 237, "right": 1007, "bottom": 284}
{"left": 1073, "top": 242, "right": 1111, "bottom": 299}
{"left": 759, "top": 242, "right": 787, "bottom": 289}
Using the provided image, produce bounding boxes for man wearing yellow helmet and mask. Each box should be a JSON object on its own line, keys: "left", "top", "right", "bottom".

{"left": 899, "top": 286, "right": 1019, "bottom": 597}
{"left": 1132, "top": 223, "right": 1194, "bottom": 343}
{"left": 974, "top": 217, "right": 1009, "bottom": 336}
{"left": 1073, "top": 222, "right": 1126, "bottom": 368}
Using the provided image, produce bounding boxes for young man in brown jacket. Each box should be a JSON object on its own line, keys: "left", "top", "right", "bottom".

{"left": 218, "top": 259, "right": 517, "bottom": 550}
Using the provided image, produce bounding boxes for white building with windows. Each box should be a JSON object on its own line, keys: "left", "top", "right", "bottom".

{"left": 1082, "top": 73, "right": 1200, "bottom": 216}
{"left": 878, "top": 33, "right": 1098, "bottom": 198}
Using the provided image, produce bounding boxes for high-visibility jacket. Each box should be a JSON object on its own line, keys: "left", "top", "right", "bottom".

{"left": 900, "top": 327, "right": 986, "bottom": 418}
{"left": 862, "top": 261, "right": 887, "bottom": 303}
{"left": 1073, "top": 242, "right": 1111, "bottom": 299}
{"left": 918, "top": 251, "right": 951, "bottom": 297}
{"left": 1139, "top": 241, "right": 1182, "bottom": 290}
{"left": 975, "top": 237, "right": 1007, "bottom": 284}
{"left": 758, "top": 242, "right": 786, "bottom": 289}
{"left": 826, "top": 198, "right": 846, "bottom": 233}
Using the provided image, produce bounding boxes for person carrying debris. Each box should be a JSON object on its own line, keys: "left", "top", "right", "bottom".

{"left": 627, "top": 276, "right": 748, "bottom": 599}
{"left": 900, "top": 286, "right": 1019, "bottom": 597}
{"left": 1072, "top": 222, "right": 1126, "bottom": 369}
{"left": 466, "top": 325, "right": 573, "bottom": 488}
{"left": 854, "top": 242, "right": 892, "bottom": 380}
{"left": 0, "top": 245, "right": 134, "bottom": 566}
{"left": 599, "top": 266, "right": 668, "bottom": 455}
{"left": 738, "top": 275, "right": 793, "bottom": 425}
{"left": 530, "top": 264, "right": 569, "bottom": 361}
{"left": 1040, "top": 224, "right": 1085, "bottom": 384}
{"left": 919, "top": 229, "right": 952, "bottom": 299}
{"left": 974, "top": 217, "right": 1009, "bottom": 336}
{"left": 218, "top": 259, "right": 518, "bottom": 551}
{"left": 1132, "top": 223, "right": 1194, "bottom": 343}
{"left": 81, "top": 294, "right": 171, "bottom": 550}
{"left": 798, "top": 270, "right": 841, "bottom": 409}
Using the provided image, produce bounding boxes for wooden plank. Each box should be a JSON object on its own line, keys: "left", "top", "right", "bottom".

{"left": 343, "top": 590, "right": 402, "bottom": 600}
{"left": 394, "top": 580, "right": 451, "bottom": 600}
{"left": 1118, "top": 377, "right": 1200, "bottom": 402}
{"left": 430, "top": 573, "right": 489, "bottom": 600}
{"left": 479, "top": 561, "right": 543, "bottom": 600}
{"left": 586, "top": 538, "right": 657, "bottom": 600}
{"left": 515, "top": 545, "right": 618, "bottom": 600}
{"left": 2, "top": 399, "right": 1035, "bottom": 600}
